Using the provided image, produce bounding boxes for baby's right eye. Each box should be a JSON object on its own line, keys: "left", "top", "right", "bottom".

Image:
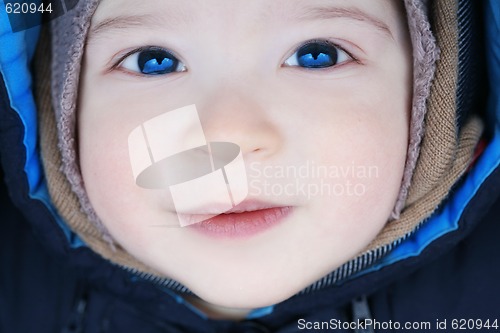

{"left": 119, "top": 47, "right": 186, "bottom": 75}
{"left": 283, "top": 40, "right": 352, "bottom": 69}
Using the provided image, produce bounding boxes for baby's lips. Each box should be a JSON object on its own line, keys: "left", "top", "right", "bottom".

{"left": 177, "top": 199, "right": 285, "bottom": 215}
{"left": 175, "top": 201, "right": 236, "bottom": 216}
{"left": 173, "top": 199, "right": 291, "bottom": 227}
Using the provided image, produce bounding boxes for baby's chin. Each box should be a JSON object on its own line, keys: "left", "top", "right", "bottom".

{"left": 187, "top": 277, "right": 302, "bottom": 311}
{"left": 176, "top": 263, "right": 329, "bottom": 312}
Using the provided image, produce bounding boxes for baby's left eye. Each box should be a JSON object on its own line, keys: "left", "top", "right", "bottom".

{"left": 284, "top": 41, "right": 351, "bottom": 69}
{"left": 119, "top": 47, "right": 186, "bottom": 75}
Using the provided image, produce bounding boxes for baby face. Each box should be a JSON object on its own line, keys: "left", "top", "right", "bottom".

{"left": 79, "top": 0, "right": 412, "bottom": 310}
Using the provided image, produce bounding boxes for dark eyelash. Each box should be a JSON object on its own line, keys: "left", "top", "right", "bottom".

{"left": 297, "top": 39, "right": 359, "bottom": 63}
{"left": 108, "top": 46, "right": 168, "bottom": 72}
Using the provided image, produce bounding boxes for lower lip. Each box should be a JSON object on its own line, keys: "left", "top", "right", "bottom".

{"left": 187, "top": 207, "right": 293, "bottom": 238}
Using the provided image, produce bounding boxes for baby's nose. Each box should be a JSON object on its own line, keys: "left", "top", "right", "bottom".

{"left": 197, "top": 90, "right": 283, "bottom": 161}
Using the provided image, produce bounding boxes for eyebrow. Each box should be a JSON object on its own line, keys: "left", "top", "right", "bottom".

{"left": 88, "top": 14, "right": 182, "bottom": 41}
{"left": 295, "top": 5, "right": 394, "bottom": 39}
{"left": 88, "top": 5, "right": 394, "bottom": 41}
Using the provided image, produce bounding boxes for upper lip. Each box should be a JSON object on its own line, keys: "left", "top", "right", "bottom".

{"left": 176, "top": 199, "right": 289, "bottom": 215}
{"left": 224, "top": 200, "right": 287, "bottom": 214}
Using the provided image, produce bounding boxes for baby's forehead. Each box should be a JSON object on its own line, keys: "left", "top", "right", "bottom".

{"left": 89, "top": 0, "right": 405, "bottom": 37}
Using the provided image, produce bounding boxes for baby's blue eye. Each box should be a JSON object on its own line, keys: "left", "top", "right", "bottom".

{"left": 284, "top": 41, "right": 350, "bottom": 69}
{"left": 120, "top": 48, "right": 186, "bottom": 75}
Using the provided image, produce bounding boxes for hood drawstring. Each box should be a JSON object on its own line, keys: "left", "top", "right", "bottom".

{"left": 351, "top": 296, "right": 375, "bottom": 333}
{"left": 61, "top": 293, "right": 88, "bottom": 333}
